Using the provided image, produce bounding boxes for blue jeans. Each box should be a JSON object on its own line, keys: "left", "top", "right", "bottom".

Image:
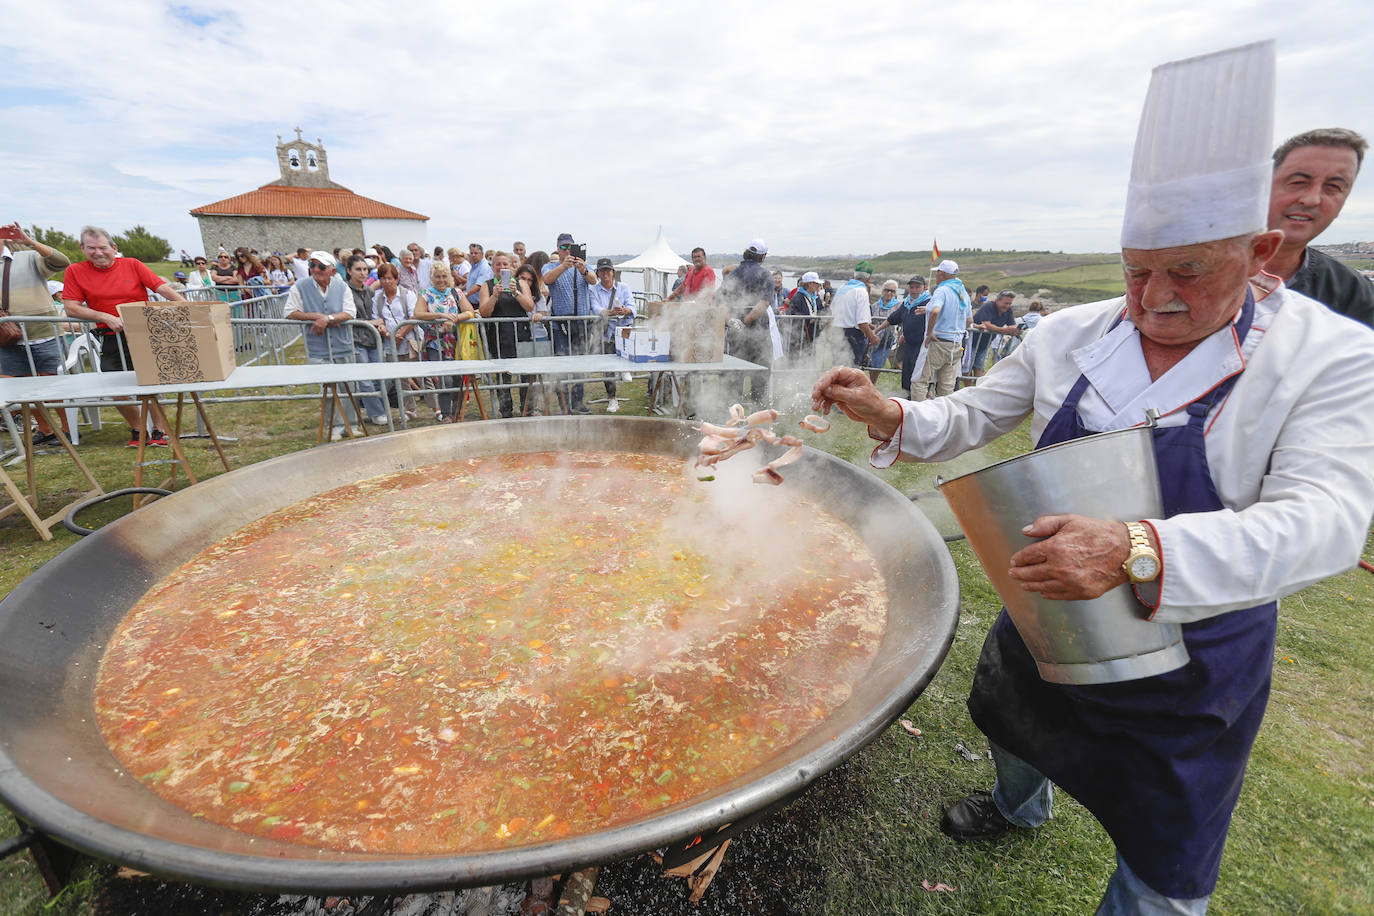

{"left": 990, "top": 743, "right": 1210, "bottom": 915}
{"left": 0, "top": 337, "right": 61, "bottom": 375}
{"left": 551, "top": 318, "right": 588, "bottom": 410}
{"left": 352, "top": 344, "right": 387, "bottom": 421}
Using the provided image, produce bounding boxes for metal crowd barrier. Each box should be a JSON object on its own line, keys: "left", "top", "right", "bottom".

{"left": 2, "top": 302, "right": 900, "bottom": 455}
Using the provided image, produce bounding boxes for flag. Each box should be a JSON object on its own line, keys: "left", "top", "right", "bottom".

{"left": 931, "top": 239, "right": 941, "bottom": 264}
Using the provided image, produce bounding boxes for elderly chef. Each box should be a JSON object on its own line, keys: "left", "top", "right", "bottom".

{"left": 811, "top": 41, "right": 1374, "bottom": 914}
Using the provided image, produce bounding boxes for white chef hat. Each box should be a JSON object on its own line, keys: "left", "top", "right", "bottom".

{"left": 1120, "top": 40, "right": 1275, "bottom": 251}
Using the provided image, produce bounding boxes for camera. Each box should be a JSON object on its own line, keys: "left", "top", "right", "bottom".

{"left": 569, "top": 243, "right": 587, "bottom": 262}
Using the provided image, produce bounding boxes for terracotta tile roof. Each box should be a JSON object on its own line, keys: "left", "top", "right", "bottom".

{"left": 190, "top": 184, "right": 427, "bottom": 221}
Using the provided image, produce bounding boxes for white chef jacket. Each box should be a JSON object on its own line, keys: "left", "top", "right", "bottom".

{"left": 871, "top": 285, "right": 1374, "bottom": 622}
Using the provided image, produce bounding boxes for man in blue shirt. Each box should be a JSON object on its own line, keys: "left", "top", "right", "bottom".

{"left": 913, "top": 259, "right": 971, "bottom": 401}
{"left": 541, "top": 233, "right": 596, "bottom": 412}
{"left": 463, "top": 243, "right": 494, "bottom": 307}
{"left": 968, "top": 289, "right": 1019, "bottom": 376}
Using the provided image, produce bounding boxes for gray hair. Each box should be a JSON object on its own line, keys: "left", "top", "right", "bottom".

{"left": 1273, "top": 127, "right": 1367, "bottom": 172}
{"left": 80, "top": 225, "right": 114, "bottom": 246}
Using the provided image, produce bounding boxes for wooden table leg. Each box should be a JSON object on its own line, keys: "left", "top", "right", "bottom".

{"left": 191, "top": 393, "right": 232, "bottom": 471}
{"left": 317, "top": 385, "right": 332, "bottom": 443}
{"left": 33, "top": 403, "right": 101, "bottom": 493}
{"left": 343, "top": 385, "right": 368, "bottom": 436}
{"left": 133, "top": 397, "right": 151, "bottom": 495}
{"left": 0, "top": 402, "right": 103, "bottom": 539}
{"left": 457, "top": 375, "right": 488, "bottom": 422}
{"left": 0, "top": 464, "right": 53, "bottom": 541}
{"left": 135, "top": 396, "right": 199, "bottom": 507}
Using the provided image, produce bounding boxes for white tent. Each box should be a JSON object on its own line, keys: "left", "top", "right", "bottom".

{"left": 615, "top": 226, "right": 690, "bottom": 301}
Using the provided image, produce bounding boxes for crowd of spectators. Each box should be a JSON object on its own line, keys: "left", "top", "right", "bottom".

{"left": 3, "top": 226, "right": 1065, "bottom": 447}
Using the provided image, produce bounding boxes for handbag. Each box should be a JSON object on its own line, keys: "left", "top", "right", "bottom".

{"left": 0, "top": 257, "right": 23, "bottom": 347}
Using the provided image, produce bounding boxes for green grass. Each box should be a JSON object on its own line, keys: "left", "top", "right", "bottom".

{"left": 0, "top": 370, "right": 1369, "bottom": 914}
{"left": 775, "top": 250, "right": 1127, "bottom": 305}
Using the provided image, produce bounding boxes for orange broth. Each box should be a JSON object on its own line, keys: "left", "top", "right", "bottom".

{"left": 94, "top": 451, "right": 886, "bottom": 854}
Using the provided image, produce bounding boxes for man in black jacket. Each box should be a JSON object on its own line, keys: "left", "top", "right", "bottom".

{"left": 1265, "top": 128, "right": 1373, "bottom": 326}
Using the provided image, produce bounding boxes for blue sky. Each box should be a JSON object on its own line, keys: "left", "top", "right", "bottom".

{"left": 4, "top": 0, "right": 1371, "bottom": 257}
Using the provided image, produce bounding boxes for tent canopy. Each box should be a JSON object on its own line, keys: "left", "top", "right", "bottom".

{"left": 615, "top": 227, "right": 690, "bottom": 272}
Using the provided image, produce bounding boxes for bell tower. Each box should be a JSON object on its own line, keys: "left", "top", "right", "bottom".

{"left": 272, "top": 128, "right": 340, "bottom": 189}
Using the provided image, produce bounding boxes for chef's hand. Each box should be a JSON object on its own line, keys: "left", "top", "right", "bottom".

{"left": 1008, "top": 515, "right": 1130, "bottom": 600}
{"left": 811, "top": 366, "right": 903, "bottom": 440}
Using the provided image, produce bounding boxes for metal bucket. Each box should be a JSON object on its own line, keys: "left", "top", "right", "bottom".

{"left": 937, "top": 426, "right": 1188, "bottom": 684}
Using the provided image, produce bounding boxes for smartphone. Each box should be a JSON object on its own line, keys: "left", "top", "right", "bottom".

{"left": 0, "top": 225, "right": 23, "bottom": 241}
{"left": 569, "top": 243, "right": 587, "bottom": 262}
{"left": 501, "top": 268, "right": 512, "bottom": 286}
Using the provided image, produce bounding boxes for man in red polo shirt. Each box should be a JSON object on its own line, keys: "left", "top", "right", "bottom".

{"left": 662, "top": 246, "right": 716, "bottom": 303}
{"left": 62, "top": 225, "right": 186, "bottom": 447}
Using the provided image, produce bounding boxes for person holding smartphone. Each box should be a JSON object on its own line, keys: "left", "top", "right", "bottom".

{"left": 478, "top": 252, "right": 538, "bottom": 417}
{"left": 540, "top": 233, "right": 597, "bottom": 413}
{"left": 1, "top": 223, "right": 72, "bottom": 446}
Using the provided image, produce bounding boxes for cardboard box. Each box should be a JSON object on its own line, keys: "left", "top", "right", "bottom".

{"left": 116, "top": 301, "right": 237, "bottom": 385}
{"left": 614, "top": 325, "right": 631, "bottom": 358}
{"left": 621, "top": 328, "right": 671, "bottom": 362}
{"left": 663, "top": 303, "right": 727, "bottom": 363}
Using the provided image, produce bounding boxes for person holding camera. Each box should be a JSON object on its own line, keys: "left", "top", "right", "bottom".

{"left": 478, "top": 252, "right": 538, "bottom": 418}
{"left": 541, "top": 233, "right": 597, "bottom": 413}
{"left": 1, "top": 222, "right": 72, "bottom": 446}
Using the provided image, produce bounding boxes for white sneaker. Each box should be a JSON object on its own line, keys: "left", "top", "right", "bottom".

{"left": 606, "top": 398, "right": 620, "bottom": 413}
{"left": 329, "top": 426, "right": 348, "bottom": 442}
{"left": 620, "top": 372, "right": 633, "bottom": 382}
{"left": 369, "top": 415, "right": 390, "bottom": 425}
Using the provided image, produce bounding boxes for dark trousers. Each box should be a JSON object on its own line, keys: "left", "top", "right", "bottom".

{"left": 726, "top": 325, "right": 770, "bottom": 408}
{"left": 900, "top": 340, "right": 923, "bottom": 392}
{"left": 842, "top": 327, "right": 869, "bottom": 368}
{"left": 492, "top": 372, "right": 531, "bottom": 418}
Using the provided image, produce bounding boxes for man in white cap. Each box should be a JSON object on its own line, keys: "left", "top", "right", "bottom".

{"left": 810, "top": 41, "right": 1374, "bottom": 912}
{"left": 910, "top": 259, "right": 970, "bottom": 400}
{"left": 783, "top": 270, "right": 824, "bottom": 355}
{"left": 285, "top": 250, "right": 361, "bottom": 440}
{"left": 1265, "top": 128, "right": 1372, "bottom": 326}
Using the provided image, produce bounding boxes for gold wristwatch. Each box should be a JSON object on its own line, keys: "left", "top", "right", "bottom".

{"left": 1122, "top": 522, "right": 1160, "bottom": 584}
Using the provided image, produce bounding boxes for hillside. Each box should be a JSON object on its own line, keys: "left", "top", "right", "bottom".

{"left": 769, "top": 249, "right": 1125, "bottom": 305}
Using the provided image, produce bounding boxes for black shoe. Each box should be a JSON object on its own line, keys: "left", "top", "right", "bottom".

{"left": 31, "top": 431, "right": 61, "bottom": 448}
{"left": 573, "top": 405, "right": 590, "bottom": 414}
{"left": 939, "top": 792, "right": 1015, "bottom": 841}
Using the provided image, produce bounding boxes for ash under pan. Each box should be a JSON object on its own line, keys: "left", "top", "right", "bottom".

{"left": 0, "top": 417, "right": 959, "bottom": 894}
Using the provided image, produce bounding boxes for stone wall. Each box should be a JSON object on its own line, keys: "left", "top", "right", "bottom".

{"left": 194, "top": 215, "right": 364, "bottom": 257}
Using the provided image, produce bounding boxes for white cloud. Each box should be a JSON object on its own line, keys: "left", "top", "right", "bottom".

{"left": 4, "top": 0, "right": 1371, "bottom": 255}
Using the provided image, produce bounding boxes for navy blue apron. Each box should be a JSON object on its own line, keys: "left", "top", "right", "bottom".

{"left": 966, "top": 291, "right": 1277, "bottom": 899}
